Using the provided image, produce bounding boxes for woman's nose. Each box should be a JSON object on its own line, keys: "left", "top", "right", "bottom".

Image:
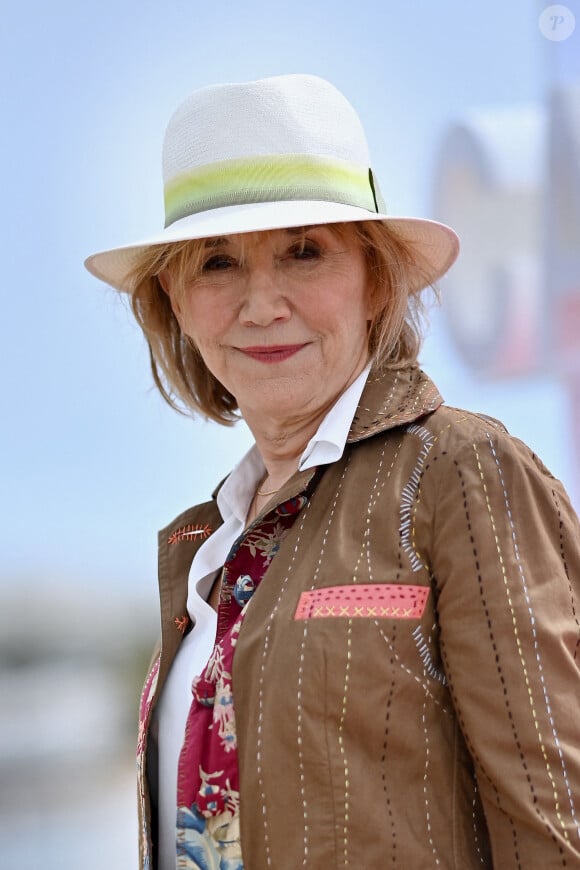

{"left": 239, "top": 267, "right": 292, "bottom": 326}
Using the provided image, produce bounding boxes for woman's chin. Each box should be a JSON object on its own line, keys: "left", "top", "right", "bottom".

{"left": 235, "top": 376, "right": 323, "bottom": 424}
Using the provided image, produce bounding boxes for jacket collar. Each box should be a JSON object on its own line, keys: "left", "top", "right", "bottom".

{"left": 243, "top": 366, "right": 442, "bottom": 512}
{"left": 347, "top": 365, "right": 442, "bottom": 444}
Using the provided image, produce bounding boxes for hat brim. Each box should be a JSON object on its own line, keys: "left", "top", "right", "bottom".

{"left": 84, "top": 200, "right": 459, "bottom": 294}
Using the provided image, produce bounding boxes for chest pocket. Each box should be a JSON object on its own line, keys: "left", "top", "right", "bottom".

{"left": 294, "top": 582, "right": 430, "bottom": 620}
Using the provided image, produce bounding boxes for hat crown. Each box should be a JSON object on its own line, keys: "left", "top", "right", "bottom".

{"left": 162, "top": 74, "right": 371, "bottom": 183}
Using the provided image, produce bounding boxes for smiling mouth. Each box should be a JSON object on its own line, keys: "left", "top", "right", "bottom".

{"left": 238, "top": 344, "right": 307, "bottom": 363}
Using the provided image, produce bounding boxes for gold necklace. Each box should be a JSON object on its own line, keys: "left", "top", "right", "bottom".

{"left": 248, "top": 478, "right": 280, "bottom": 525}
{"left": 256, "top": 484, "right": 280, "bottom": 496}
{"left": 256, "top": 473, "right": 282, "bottom": 497}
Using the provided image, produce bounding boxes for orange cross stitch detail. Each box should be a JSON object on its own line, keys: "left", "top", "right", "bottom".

{"left": 168, "top": 523, "right": 212, "bottom": 545}
{"left": 174, "top": 614, "right": 190, "bottom": 634}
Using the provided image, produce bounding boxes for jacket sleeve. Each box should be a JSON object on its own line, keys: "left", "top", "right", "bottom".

{"left": 427, "top": 423, "right": 580, "bottom": 867}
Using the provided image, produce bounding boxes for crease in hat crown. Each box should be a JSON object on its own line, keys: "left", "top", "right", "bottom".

{"left": 84, "top": 73, "right": 459, "bottom": 293}
{"left": 161, "top": 74, "right": 386, "bottom": 227}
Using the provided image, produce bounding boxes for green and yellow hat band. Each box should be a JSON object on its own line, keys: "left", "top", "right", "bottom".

{"left": 163, "top": 154, "right": 385, "bottom": 227}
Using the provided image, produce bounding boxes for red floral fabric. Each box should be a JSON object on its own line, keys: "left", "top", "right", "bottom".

{"left": 175, "top": 494, "right": 309, "bottom": 866}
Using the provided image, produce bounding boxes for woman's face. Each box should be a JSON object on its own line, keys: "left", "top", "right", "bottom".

{"left": 166, "top": 223, "right": 372, "bottom": 426}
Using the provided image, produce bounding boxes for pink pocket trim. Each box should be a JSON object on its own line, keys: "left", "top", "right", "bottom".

{"left": 294, "top": 584, "right": 429, "bottom": 621}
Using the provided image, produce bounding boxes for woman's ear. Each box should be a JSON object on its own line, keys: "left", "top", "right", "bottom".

{"left": 158, "top": 268, "right": 172, "bottom": 296}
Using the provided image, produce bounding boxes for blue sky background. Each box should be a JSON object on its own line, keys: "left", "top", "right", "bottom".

{"left": 1, "top": 0, "right": 578, "bottom": 608}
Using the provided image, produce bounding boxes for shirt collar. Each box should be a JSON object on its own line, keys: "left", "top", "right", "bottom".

{"left": 297, "top": 364, "right": 371, "bottom": 470}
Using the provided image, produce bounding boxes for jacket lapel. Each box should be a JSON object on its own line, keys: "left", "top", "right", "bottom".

{"left": 348, "top": 365, "right": 443, "bottom": 444}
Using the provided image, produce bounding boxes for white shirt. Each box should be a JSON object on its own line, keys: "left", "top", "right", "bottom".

{"left": 154, "top": 365, "right": 370, "bottom": 869}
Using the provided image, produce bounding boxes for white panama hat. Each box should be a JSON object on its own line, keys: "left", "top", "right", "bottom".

{"left": 85, "top": 74, "right": 459, "bottom": 293}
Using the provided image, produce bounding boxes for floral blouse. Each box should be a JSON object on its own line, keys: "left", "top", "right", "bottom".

{"left": 175, "top": 494, "right": 310, "bottom": 869}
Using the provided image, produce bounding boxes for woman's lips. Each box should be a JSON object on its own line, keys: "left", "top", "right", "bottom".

{"left": 238, "top": 344, "right": 307, "bottom": 363}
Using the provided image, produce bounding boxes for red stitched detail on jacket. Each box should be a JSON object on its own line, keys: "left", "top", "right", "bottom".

{"left": 294, "top": 583, "right": 429, "bottom": 620}
{"left": 174, "top": 614, "right": 190, "bottom": 633}
{"left": 167, "top": 523, "right": 212, "bottom": 545}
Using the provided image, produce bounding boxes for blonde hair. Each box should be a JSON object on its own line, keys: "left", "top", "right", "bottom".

{"left": 128, "top": 221, "right": 435, "bottom": 424}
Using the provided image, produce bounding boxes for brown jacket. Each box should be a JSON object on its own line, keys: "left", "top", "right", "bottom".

{"left": 139, "top": 366, "right": 580, "bottom": 869}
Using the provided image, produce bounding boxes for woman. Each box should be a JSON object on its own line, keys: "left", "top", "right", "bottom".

{"left": 85, "top": 75, "right": 580, "bottom": 869}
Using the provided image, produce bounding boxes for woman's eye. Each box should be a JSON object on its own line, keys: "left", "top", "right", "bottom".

{"left": 289, "top": 242, "right": 321, "bottom": 261}
{"left": 202, "top": 254, "right": 235, "bottom": 271}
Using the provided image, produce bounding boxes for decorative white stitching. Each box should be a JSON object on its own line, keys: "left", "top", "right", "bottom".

{"left": 255, "top": 502, "right": 312, "bottom": 866}
{"left": 421, "top": 698, "right": 441, "bottom": 865}
{"left": 400, "top": 424, "right": 434, "bottom": 573}
{"left": 484, "top": 434, "right": 580, "bottom": 841}
{"left": 412, "top": 625, "right": 447, "bottom": 686}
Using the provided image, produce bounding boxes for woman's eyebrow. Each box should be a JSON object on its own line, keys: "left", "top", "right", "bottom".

{"left": 285, "top": 226, "right": 320, "bottom": 236}
{"left": 205, "top": 227, "right": 322, "bottom": 247}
